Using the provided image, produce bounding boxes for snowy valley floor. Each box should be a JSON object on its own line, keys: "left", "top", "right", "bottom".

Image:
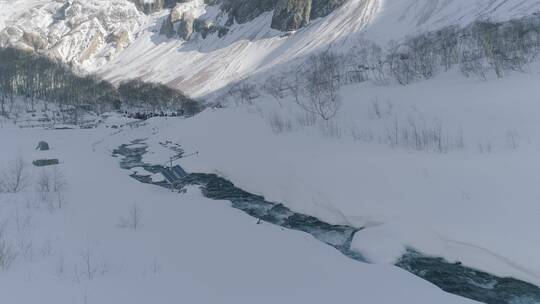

{"left": 2, "top": 70, "right": 540, "bottom": 303}
{"left": 0, "top": 119, "right": 477, "bottom": 302}
{"left": 132, "top": 69, "right": 540, "bottom": 287}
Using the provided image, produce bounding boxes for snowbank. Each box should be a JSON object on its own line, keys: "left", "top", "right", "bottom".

{"left": 0, "top": 117, "right": 476, "bottom": 303}
{"left": 116, "top": 69, "right": 540, "bottom": 286}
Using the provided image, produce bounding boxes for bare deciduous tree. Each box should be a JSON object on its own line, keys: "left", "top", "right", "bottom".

{"left": 1, "top": 157, "right": 31, "bottom": 193}
{"left": 263, "top": 73, "right": 288, "bottom": 106}
{"left": 293, "top": 51, "right": 342, "bottom": 121}
{"left": 227, "top": 80, "right": 259, "bottom": 105}
{"left": 118, "top": 204, "right": 142, "bottom": 230}
{"left": 35, "top": 167, "right": 67, "bottom": 210}
{"left": 0, "top": 225, "right": 17, "bottom": 272}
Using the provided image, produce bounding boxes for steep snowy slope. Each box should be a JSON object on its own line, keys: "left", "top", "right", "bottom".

{"left": 99, "top": 0, "right": 540, "bottom": 96}
{"left": 3, "top": 0, "right": 540, "bottom": 95}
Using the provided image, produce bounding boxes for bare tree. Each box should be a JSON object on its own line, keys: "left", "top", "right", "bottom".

{"left": 263, "top": 74, "right": 288, "bottom": 106}
{"left": 293, "top": 51, "right": 342, "bottom": 121}
{"left": 1, "top": 157, "right": 31, "bottom": 193}
{"left": 35, "top": 167, "right": 66, "bottom": 209}
{"left": 51, "top": 167, "right": 66, "bottom": 194}
{"left": 267, "top": 111, "right": 293, "bottom": 133}
{"left": 36, "top": 169, "right": 51, "bottom": 202}
{"left": 227, "top": 79, "right": 259, "bottom": 105}
{"left": 119, "top": 204, "right": 142, "bottom": 230}
{"left": 0, "top": 225, "right": 17, "bottom": 272}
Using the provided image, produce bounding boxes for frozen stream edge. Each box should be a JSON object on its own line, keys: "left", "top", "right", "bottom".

{"left": 112, "top": 139, "right": 540, "bottom": 304}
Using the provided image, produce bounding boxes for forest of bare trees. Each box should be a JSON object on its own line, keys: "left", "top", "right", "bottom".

{"left": 259, "top": 16, "right": 540, "bottom": 122}
{"left": 345, "top": 16, "right": 540, "bottom": 85}
{"left": 0, "top": 47, "right": 201, "bottom": 123}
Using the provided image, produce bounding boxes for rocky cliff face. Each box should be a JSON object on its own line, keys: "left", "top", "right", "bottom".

{"left": 224, "top": 0, "right": 347, "bottom": 31}
{"left": 311, "top": 0, "right": 346, "bottom": 19}
{"left": 221, "top": 0, "right": 276, "bottom": 25}
{"left": 159, "top": 0, "right": 347, "bottom": 41}
{"left": 271, "top": 0, "right": 311, "bottom": 32}
{"left": 129, "top": 0, "right": 182, "bottom": 14}
{"left": 160, "top": 0, "right": 229, "bottom": 40}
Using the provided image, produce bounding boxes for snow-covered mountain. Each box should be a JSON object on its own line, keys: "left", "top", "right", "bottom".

{"left": 5, "top": 1, "right": 540, "bottom": 303}
{"left": 0, "top": 0, "right": 145, "bottom": 70}
{"left": 103, "top": 0, "right": 540, "bottom": 96}
{"left": 3, "top": 0, "right": 540, "bottom": 96}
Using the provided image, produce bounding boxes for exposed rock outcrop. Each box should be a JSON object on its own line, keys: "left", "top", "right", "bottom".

{"left": 129, "top": 0, "right": 165, "bottom": 14}
{"left": 271, "top": 0, "right": 311, "bottom": 31}
{"left": 129, "top": 0, "right": 186, "bottom": 14}
{"left": 221, "top": 0, "right": 276, "bottom": 25}
{"left": 21, "top": 31, "right": 49, "bottom": 51}
{"left": 310, "top": 0, "right": 347, "bottom": 19}
{"left": 160, "top": 14, "right": 177, "bottom": 37}
{"left": 161, "top": 0, "right": 229, "bottom": 40}
{"left": 159, "top": 0, "right": 348, "bottom": 38}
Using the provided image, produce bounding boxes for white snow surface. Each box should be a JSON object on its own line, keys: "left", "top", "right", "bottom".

{"left": 0, "top": 117, "right": 477, "bottom": 303}
{"left": 126, "top": 68, "right": 540, "bottom": 287}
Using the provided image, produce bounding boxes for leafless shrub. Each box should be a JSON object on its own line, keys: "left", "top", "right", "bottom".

{"left": 295, "top": 112, "right": 317, "bottom": 127}
{"left": 293, "top": 51, "right": 342, "bottom": 121}
{"left": 369, "top": 98, "right": 393, "bottom": 120}
{"left": 73, "top": 244, "right": 109, "bottom": 283}
{"left": 267, "top": 111, "right": 293, "bottom": 133}
{"left": 82, "top": 247, "right": 96, "bottom": 280}
{"left": 320, "top": 121, "right": 342, "bottom": 139}
{"left": 17, "top": 237, "right": 34, "bottom": 263}
{"left": 506, "top": 130, "right": 519, "bottom": 150}
{"left": 1, "top": 157, "right": 31, "bottom": 193}
{"left": 371, "top": 98, "right": 383, "bottom": 119}
{"left": 36, "top": 169, "right": 51, "bottom": 201}
{"left": 118, "top": 204, "right": 142, "bottom": 230}
{"left": 383, "top": 117, "right": 465, "bottom": 153}
{"left": 227, "top": 80, "right": 259, "bottom": 105}
{"left": 14, "top": 208, "right": 32, "bottom": 233}
{"left": 36, "top": 167, "right": 67, "bottom": 210}
{"left": 0, "top": 227, "right": 17, "bottom": 272}
{"left": 350, "top": 127, "right": 375, "bottom": 142}
{"left": 478, "top": 141, "right": 493, "bottom": 154}
{"left": 345, "top": 40, "right": 388, "bottom": 85}
{"left": 0, "top": 241, "right": 16, "bottom": 271}
{"left": 263, "top": 74, "right": 288, "bottom": 106}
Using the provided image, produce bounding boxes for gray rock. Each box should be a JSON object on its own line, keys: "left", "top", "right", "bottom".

{"left": 158, "top": 0, "right": 347, "bottom": 37}
{"left": 222, "top": 0, "right": 277, "bottom": 25}
{"left": 130, "top": 0, "right": 185, "bottom": 13}
{"left": 160, "top": 14, "right": 176, "bottom": 38}
{"left": 310, "top": 0, "right": 346, "bottom": 19}
{"left": 129, "top": 0, "right": 165, "bottom": 14}
{"left": 177, "top": 17, "right": 195, "bottom": 40}
{"left": 161, "top": 1, "right": 230, "bottom": 40}
{"left": 21, "top": 31, "right": 48, "bottom": 50}
{"left": 271, "top": 0, "right": 311, "bottom": 31}
{"left": 36, "top": 141, "right": 50, "bottom": 151}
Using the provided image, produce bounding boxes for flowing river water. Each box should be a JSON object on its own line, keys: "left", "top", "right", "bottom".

{"left": 112, "top": 139, "right": 540, "bottom": 304}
